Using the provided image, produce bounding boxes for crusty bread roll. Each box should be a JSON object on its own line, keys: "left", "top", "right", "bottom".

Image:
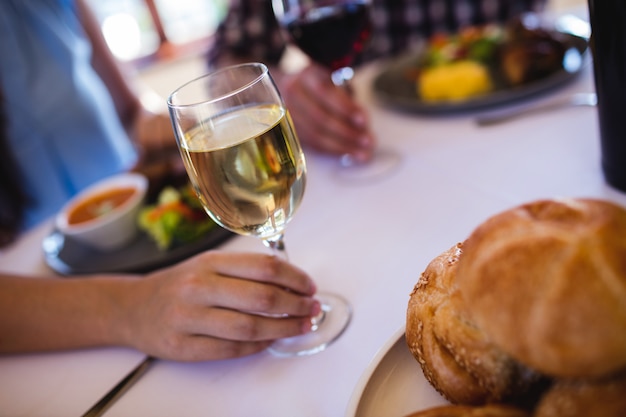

{"left": 406, "top": 243, "right": 543, "bottom": 405}
{"left": 534, "top": 371, "right": 626, "bottom": 417}
{"left": 404, "top": 404, "right": 530, "bottom": 417}
{"left": 456, "top": 198, "right": 626, "bottom": 378}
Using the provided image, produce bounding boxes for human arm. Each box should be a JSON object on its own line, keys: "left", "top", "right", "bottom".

{"left": 75, "top": 0, "right": 177, "bottom": 157}
{"left": 278, "top": 63, "right": 374, "bottom": 161}
{"left": 0, "top": 251, "right": 319, "bottom": 361}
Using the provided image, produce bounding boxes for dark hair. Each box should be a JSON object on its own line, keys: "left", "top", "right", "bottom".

{"left": 0, "top": 87, "right": 31, "bottom": 247}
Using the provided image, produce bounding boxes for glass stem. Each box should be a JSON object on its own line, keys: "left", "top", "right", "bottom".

{"left": 332, "top": 66, "right": 358, "bottom": 167}
{"left": 331, "top": 66, "right": 355, "bottom": 94}
{"left": 263, "top": 233, "right": 325, "bottom": 331}
{"left": 263, "top": 233, "right": 288, "bottom": 261}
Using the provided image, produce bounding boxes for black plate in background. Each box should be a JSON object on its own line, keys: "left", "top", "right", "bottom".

{"left": 372, "top": 19, "right": 589, "bottom": 114}
{"left": 43, "top": 225, "right": 235, "bottom": 275}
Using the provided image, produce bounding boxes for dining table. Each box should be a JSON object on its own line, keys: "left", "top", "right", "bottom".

{"left": 1, "top": 3, "right": 622, "bottom": 417}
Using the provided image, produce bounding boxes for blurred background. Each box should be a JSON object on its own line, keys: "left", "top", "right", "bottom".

{"left": 86, "top": 0, "right": 587, "bottom": 103}
{"left": 85, "top": 0, "right": 226, "bottom": 103}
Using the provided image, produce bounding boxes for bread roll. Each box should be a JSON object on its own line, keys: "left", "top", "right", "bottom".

{"left": 456, "top": 198, "right": 626, "bottom": 378}
{"left": 534, "top": 372, "right": 626, "bottom": 417}
{"left": 406, "top": 243, "right": 543, "bottom": 405}
{"left": 404, "top": 404, "right": 530, "bottom": 417}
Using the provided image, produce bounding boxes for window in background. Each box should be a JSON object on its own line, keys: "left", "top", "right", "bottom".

{"left": 85, "top": 0, "right": 228, "bottom": 64}
{"left": 155, "top": 0, "right": 224, "bottom": 44}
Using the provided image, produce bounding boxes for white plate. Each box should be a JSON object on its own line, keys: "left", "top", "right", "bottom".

{"left": 346, "top": 327, "right": 449, "bottom": 417}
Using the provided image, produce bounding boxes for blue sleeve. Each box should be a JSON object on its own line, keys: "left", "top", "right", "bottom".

{"left": 0, "top": 0, "right": 138, "bottom": 229}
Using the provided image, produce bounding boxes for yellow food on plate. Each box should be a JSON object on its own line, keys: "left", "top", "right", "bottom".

{"left": 409, "top": 15, "right": 571, "bottom": 104}
{"left": 418, "top": 60, "right": 492, "bottom": 102}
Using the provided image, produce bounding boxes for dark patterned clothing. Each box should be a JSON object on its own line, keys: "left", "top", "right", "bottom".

{"left": 208, "top": 0, "right": 547, "bottom": 68}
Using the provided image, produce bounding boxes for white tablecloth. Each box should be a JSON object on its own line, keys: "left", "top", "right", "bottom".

{"left": 2, "top": 5, "right": 623, "bottom": 416}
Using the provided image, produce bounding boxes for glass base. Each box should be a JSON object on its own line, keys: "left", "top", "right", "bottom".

{"left": 335, "top": 147, "right": 402, "bottom": 184}
{"left": 267, "top": 292, "right": 352, "bottom": 357}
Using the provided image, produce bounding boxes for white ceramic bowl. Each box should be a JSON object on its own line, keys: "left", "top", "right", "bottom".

{"left": 56, "top": 172, "right": 148, "bottom": 251}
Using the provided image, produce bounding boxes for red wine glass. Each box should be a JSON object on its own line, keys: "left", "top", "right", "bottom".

{"left": 272, "top": 0, "right": 402, "bottom": 183}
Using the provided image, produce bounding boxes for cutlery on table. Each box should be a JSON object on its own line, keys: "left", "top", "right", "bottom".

{"left": 81, "top": 356, "right": 154, "bottom": 417}
{"left": 475, "top": 92, "right": 597, "bottom": 127}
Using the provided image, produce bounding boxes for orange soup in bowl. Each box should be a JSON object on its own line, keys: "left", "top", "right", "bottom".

{"left": 68, "top": 187, "right": 136, "bottom": 225}
{"left": 56, "top": 172, "right": 148, "bottom": 251}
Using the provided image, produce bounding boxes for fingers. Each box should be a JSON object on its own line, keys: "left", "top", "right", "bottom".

{"left": 186, "top": 338, "right": 273, "bottom": 361}
{"left": 179, "top": 251, "right": 320, "bottom": 319}
{"left": 134, "top": 250, "right": 322, "bottom": 361}
{"left": 192, "top": 251, "right": 317, "bottom": 297}
{"left": 156, "top": 335, "right": 273, "bottom": 361}
{"left": 142, "top": 327, "right": 274, "bottom": 361}
{"left": 280, "top": 65, "right": 376, "bottom": 161}
{"left": 186, "top": 306, "right": 316, "bottom": 342}
{"left": 146, "top": 296, "right": 318, "bottom": 361}
{"left": 198, "top": 275, "right": 320, "bottom": 317}
{"left": 157, "top": 306, "right": 317, "bottom": 361}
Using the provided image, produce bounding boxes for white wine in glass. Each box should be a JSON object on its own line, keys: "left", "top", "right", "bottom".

{"left": 167, "top": 63, "right": 351, "bottom": 356}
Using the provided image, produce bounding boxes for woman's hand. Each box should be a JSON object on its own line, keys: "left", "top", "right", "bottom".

{"left": 122, "top": 251, "right": 320, "bottom": 361}
{"left": 278, "top": 63, "right": 376, "bottom": 163}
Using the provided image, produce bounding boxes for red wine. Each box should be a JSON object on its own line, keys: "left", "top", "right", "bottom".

{"left": 285, "top": 1, "right": 371, "bottom": 71}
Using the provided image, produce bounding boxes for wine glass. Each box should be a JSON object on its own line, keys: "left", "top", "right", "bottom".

{"left": 167, "top": 63, "right": 351, "bottom": 357}
{"left": 272, "top": 0, "right": 402, "bottom": 183}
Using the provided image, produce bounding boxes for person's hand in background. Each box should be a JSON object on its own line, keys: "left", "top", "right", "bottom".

{"left": 277, "top": 63, "right": 376, "bottom": 163}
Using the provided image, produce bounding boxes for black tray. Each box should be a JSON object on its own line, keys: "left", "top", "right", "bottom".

{"left": 43, "top": 226, "right": 234, "bottom": 275}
